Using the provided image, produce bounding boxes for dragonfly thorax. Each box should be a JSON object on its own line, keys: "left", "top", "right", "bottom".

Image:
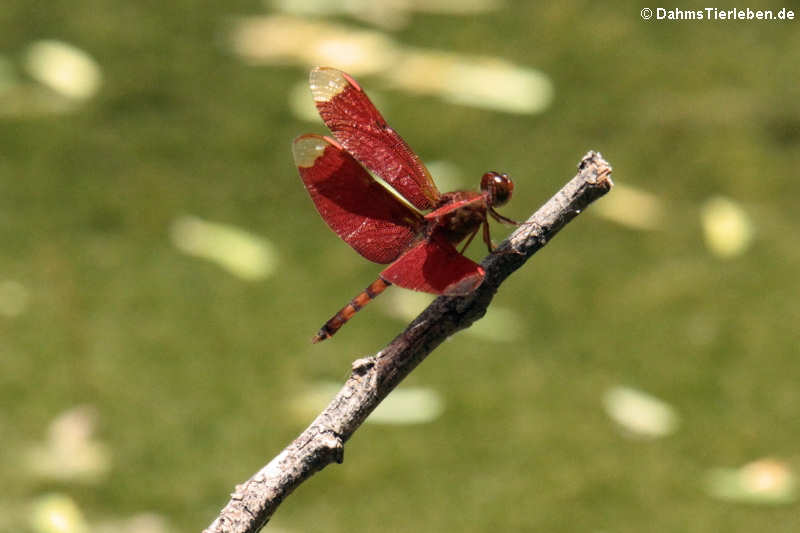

{"left": 431, "top": 190, "right": 488, "bottom": 245}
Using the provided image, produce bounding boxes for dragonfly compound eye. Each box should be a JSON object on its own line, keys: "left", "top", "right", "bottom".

{"left": 481, "top": 171, "right": 513, "bottom": 207}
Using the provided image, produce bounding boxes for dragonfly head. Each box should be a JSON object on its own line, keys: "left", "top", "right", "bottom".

{"left": 481, "top": 171, "right": 513, "bottom": 207}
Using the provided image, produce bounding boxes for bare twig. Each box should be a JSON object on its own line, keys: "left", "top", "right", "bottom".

{"left": 204, "top": 151, "right": 613, "bottom": 533}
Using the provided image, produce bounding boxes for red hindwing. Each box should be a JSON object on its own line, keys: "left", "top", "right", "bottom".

{"left": 380, "top": 229, "right": 485, "bottom": 294}
{"left": 292, "top": 134, "right": 424, "bottom": 264}
{"left": 309, "top": 67, "right": 441, "bottom": 211}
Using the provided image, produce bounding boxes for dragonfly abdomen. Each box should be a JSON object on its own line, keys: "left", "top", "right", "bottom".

{"left": 312, "top": 277, "right": 392, "bottom": 343}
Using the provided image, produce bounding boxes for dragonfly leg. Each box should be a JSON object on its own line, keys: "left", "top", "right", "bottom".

{"left": 459, "top": 226, "right": 481, "bottom": 255}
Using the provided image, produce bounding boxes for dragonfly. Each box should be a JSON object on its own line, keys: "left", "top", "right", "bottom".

{"left": 293, "top": 67, "right": 517, "bottom": 343}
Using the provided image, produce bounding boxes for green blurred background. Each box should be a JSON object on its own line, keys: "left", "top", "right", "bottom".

{"left": 2, "top": 1, "right": 799, "bottom": 532}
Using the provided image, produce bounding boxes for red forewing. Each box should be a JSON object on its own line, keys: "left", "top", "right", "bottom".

{"left": 380, "top": 229, "right": 485, "bottom": 294}
{"left": 310, "top": 67, "right": 441, "bottom": 211}
{"left": 293, "top": 134, "right": 424, "bottom": 264}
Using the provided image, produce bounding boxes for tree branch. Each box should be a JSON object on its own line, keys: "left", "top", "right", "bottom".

{"left": 204, "top": 151, "right": 613, "bottom": 533}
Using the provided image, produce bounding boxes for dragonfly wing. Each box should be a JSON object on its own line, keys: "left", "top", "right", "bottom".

{"left": 310, "top": 67, "right": 441, "bottom": 211}
{"left": 380, "top": 229, "right": 485, "bottom": 295}
{"left": 293, "top": 134, "right": 423, "bottom": 264}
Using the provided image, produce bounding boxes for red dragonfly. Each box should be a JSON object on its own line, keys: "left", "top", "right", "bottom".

{"left": 293, "top": 67, "right": 517, "bottom": 343}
